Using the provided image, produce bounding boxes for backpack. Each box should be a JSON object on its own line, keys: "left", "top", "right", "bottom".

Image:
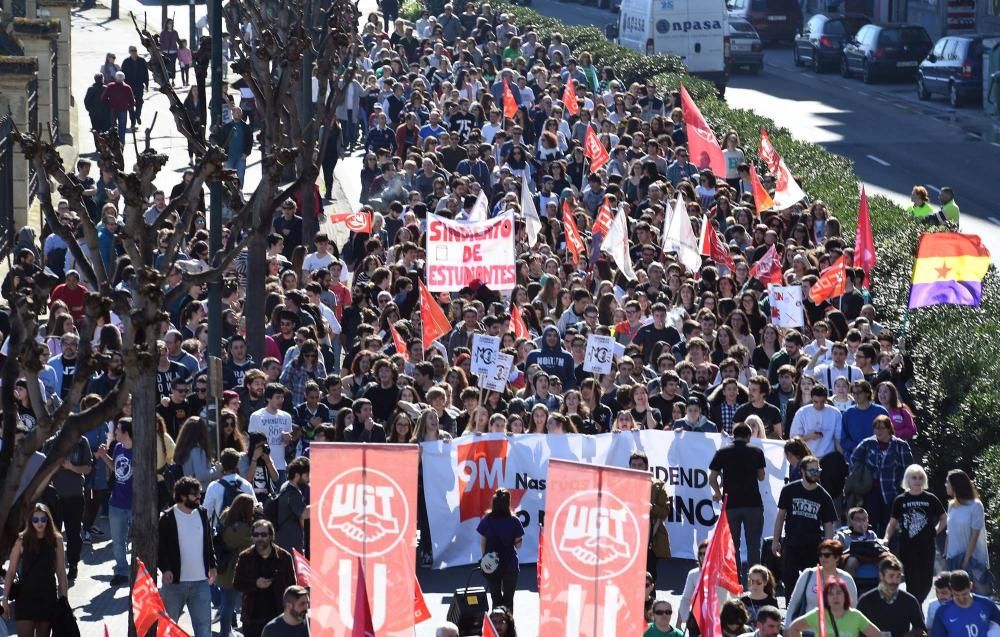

{"left": 215, "top": 477, "right": 244, "bottom": 523}
{"left": 262, "top": 491, "right": 283, "bottom": 527}
{"left": 159, "top": 462, "right": 184, "bottom": 498}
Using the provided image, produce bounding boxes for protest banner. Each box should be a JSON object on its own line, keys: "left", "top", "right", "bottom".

{"left": 470, "top": 333, "right": 501, "bottom": 376}
{"left": 420, "top": 431, "right": 787, "bottom": 568}
{"left": 768, "top": 285, "right": 804, "bottom": 328}
{"left": 478, "top": 352, "right": 514, "bottom": 393}
{"left": 539, "top": 459, "right": 650, "bottom": 637}
{"left": 425, "top": 212, "right": 516, "bottom": 291}
{"left": 583, "top": 334, "right": 616, "bottom": 374}
{"left": 310, "top": 444, "right": 419, "bottom": 636}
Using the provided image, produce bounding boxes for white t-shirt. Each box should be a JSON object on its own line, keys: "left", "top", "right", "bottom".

{"left": 173, "top": 506, "right": 207, "bottom": 582}
{"left": 789, "top": 405, "right": 843, "bottom": 458}
{"left": 814, "top": 363, "right": 864, "bottom": 391}
{"left": 946, "top": 500, "right": 989, "bottom": 565}
{"left": 248, "top": 408, "right": 294, "bottom": 470}
{"left": 302, "top": 251, "right": 335, "bottom": 275}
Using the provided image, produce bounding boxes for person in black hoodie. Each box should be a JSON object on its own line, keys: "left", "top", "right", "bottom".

{"left": 121, "top": 46, "right": 149, "bottom": 127}
{"left": 525, "top": 325, "right": 577, "bottom": 390}
{"left": 83, "top": 74, "right": 111, "bottom": 133}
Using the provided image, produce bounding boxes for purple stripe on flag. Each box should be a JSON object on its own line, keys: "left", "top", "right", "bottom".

{"left": 908, "top": 281, "right": 983, "bottom": 309}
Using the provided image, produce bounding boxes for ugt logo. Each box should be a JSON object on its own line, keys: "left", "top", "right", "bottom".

{"left": 552, "top": 490, "right": 640, "bottom": 580}
{"left": 317, "top": 467, "right": 408, "bottom": 557}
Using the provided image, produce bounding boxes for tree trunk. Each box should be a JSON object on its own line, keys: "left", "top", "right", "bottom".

{"left": 245, "top": 229, "right": 268, "bottom": 364}
{"left": 129, "top": 363, "right": 160, "bottom": 587}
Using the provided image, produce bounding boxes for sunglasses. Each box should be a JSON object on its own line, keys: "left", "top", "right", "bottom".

{"left": 32, "top": 516, "right": 49, "bottom": 524}
{"left": 654, "top": 610, "right": 673, "bottom": 616}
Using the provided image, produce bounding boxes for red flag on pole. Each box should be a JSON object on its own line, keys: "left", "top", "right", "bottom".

{"left": 749, "top": 244, "right": 784, "bottom": 285}
{"left": 351, "top": 557, "right": 376, "bottom": 637}
{"left": 582, "top": 126, "right": 610, "bottom": 172}
{"left": 133, "top": 560, "right": 167, "bottom": 637}
{"left": 328, "top": 212, "right": 373, "bottom": 233}
{"left": 156, "top": 614, "right": 191, "bottom": 637}
{"left": 482, "top": 613, "right": 502, "bottom": 637}
{"left": 414, "top": 579, "right": 431, "bottom": 624}
{"left": 749, "top": 164, "right": 774, "bottom": 215}
{"left": 854, "top": 185, "right": 875, "bottom": 289}
{"left": 292, "top": 548, "right": 311, "bottom": 588}
{"left": 816, "top": 566, "right": 828, "bottom": 637}
{"left": 562, "top": 200, "right": 586, "bottom": 264}
{"left": 592, "top": 197, "right": 614, "bottom": 238}
{"left": 537, "top": 524, "right": 545, "bottom": 590}
{"left": 679, "top": 83, "right": 726, "bottom": 177}
{"left": 691, "top": 504, "right": 744, "bottom": 637}
{"left": 502, "top": 80, "right": 518, "bottom": 119}
{"left": 809, "top": 255, "right": 848, "bottom": 304}
{"left": 389, "top": 321, "right": 409, "bottom": 360}
{"left": 699, "top": 218, "right": 736, "bottom": 271}
{"left": 418, "top": 278, "right": 451, "bottom": 350}
{"left": 510, "top": 303, "right": 530, "bottom": 339}
{"left": 562, "top": 80, "right": 579, "bottom": 116}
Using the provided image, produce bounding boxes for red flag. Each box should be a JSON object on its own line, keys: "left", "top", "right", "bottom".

{"left": 352, "top": 557, "right": 376, "bottom": 637}
{"left": 104, "top": 625, "right": 111, "bottom": 637}
{"left": 328, "top": 212, "right": 373, "bottom": 233}
{"left": 809, "top": 255, "right": 848, "bottom": 304}
{"left": 502, "top": 81, "right": 518, "bottom": 119}
{"left": 854, "top": 185, "right": 875, "bottom": 289}
{"left": 482, "top": 613, "right": 502, "bottom": 637}
{"left": 679, "top": 84, "right": 726, "bottom": 177}
{"left": 749, "top": 244, "right": 784, "bottom": 285}
{"left": 759, "top": 128, "right": 807, "bottom": 209}
{"left": 510, "top": 303, "right": 530, "bottom": 339}
{"left": 591, "top": 197, "right": 614, "bottom": 238}
{"left": 749, "top": 164, "right": 774, "bottom": 214}
{"left": 816, "top": 566, "right": 828, "bottom": 637}
{"left": 582, "top": 126, "right": 610, "bottom": 172}
{"left": 562, "top": 201, "right": 586, "bottom": 264}
{"left": 414, "top": 579, "right": 431, "bottom": 625}
{"left": 691, "top": 505, "right": 744, "bottom": 637}
{"left": 562, "top": 80, "right": 579, "bottom": 116}
{"left": 418, "top": 278, "right": 451, "bottom": 350}
{"left": 133, "top": 560, "right": 166, "bottom": 637}
{"left": 389, "top": 321, "right": 409, "bottom": 360}
{"left": 292, "top": 548, "right": 311, "bottom": 588}
{"left": 156, "top": 614, "right": 190, "bottom": 637}
{"left": 699, "top": 218, "right": 736, "bottom": 271}
{"left": 537, "top": 524, "right": 545, "bottom": 590}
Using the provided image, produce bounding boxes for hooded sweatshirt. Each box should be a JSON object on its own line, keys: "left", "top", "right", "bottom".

{"left": 525, "top": 325, "right": 576, "bottom": 390}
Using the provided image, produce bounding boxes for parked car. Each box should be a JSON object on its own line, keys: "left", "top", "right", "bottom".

{"left": 727, "top": 0, "right": 802, "bottom": 44}
{"left": 918, "top": 34, "right": 1000, "bottom": 107}
{"left": 841, "top": 23, "right": 932, "bottom": 83}
{"left": 727, "top": 18, "right": 764, "bottom": 73}
{"left": 793, "top": 13, "right": 870, "bottom": 72}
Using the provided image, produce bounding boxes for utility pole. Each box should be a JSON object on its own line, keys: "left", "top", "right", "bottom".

{"left": 207, "top": 0, "right": 224, "bottom": 455}
{"left": 189, "top": 0, "right": 197, "bottom": 49}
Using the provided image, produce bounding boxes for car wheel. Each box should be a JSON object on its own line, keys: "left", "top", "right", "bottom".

{"left": 862, "top": 61, "right": 875, "bottom": 84}
{"left": 916, "top": 78, "right": 930, "bottom": 100}
{"left": 793, "top": 47, "right": 802, "bottom": 67}
{"left": 949, "top": 83, "right": 962, "bottom": 107}
{"left": 840, "top": 56, "right": 851, "bottom": 78}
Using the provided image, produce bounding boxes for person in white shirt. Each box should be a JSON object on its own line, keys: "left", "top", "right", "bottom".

{"left": 803, "top": 319, "right": 834, "bottom": 366}
{"left": 203, "top": 449, "right": 255, "bottom": 525}
{"left": 789, "top": 384, "right": 843, "bottom": 459}
{"left": 248, "top": 383, "right": 296, "bottom": 479}
{"left": 301, "top": 232, "right": 336, "bottom": 277}
{"left": 813, "top": 341, "right": 864, "bottom": 391}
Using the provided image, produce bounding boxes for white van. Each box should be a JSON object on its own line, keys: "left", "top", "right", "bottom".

{"left": 616, "top": 0, "right": 729, "bottom": 94}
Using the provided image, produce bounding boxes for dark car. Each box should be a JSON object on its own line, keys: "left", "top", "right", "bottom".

{"left": 841, "top": 23, "right": 932, "bottom": 83}
{"left": 728, "top": 0, "right": 803, "bottom": 45}
{"left": 794, "top": 13, "right": 870, "bottom": 72}
{"left": 918, "top": 34, "right": 999, "bottom": 107}
{"left": 726, "top": 18, "right": 764, "bottom": 74}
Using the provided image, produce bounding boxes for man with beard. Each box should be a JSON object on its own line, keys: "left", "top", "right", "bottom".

{"left": 273, "top": 457, "right": 309, "bottom": 554}
{"left": 261, "top": 586, "right": 310, "bottom": 636}
{"left": 233, "top": 520, "right": 296, "bottom": 637}
{"left": 49, "top": 332, "right": 80, "bottom": 401}
{"left": 857, "top": 556, "right": 925, "bottom": 637}
{"left": 771, "top": 455, "right": 837, "bottom": 595}
{"left": 237, "top": 369, "right": 268, "bottom": 431}
{"left": 87, "top": 350, "right": 124, "bottom": 397}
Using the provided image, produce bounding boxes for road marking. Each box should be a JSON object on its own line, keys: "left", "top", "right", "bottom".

{"left": 992, "top": 142, "right": 1000, "bottom": 149}
{"left": 866, "top": 155, "right": 891, "bottom": 167}
{"left": 990, "top": 216, "right": 1000, "bottom": 225}
{"left": 925, "top": 185, "right": 941, "bottom": 194}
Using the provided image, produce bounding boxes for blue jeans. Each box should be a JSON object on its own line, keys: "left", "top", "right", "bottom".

{"left": 108, "top": 505, "right": 131, "bottom": 576}
{"left": 218, "top": 587, "right": 242, "bottom": 637}
{"left": 115, "top": 111, "right": 128, "bottom": 143}
{"left": 162, "top": 579, "right": 213, "bottom": 637}
{"left": 225, "top": 155, "right": 247, "bottom": 185}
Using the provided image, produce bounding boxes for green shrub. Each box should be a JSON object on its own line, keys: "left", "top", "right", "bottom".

{"left": 400, "top": 0, "right": 426, "bottom": 21}
{"left": 492, "top": 0, "right": 1000, "bottom": 573}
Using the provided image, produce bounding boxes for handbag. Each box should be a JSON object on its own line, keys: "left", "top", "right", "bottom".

{"left": 50, "top": 596, "right": 80, "bottom": 637}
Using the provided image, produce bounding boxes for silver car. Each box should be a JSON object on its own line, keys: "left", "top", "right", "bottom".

{"left": 726, "top": 18, "right": 764, "bottom": 74}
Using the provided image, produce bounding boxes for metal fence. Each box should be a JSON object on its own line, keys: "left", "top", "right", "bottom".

{"left": 27, "top": 76, "right": 38, "bottom": 205}
{"left": 0, "top": 116, "right": 16, "bottom": 260}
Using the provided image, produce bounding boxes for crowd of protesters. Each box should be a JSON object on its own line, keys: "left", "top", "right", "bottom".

{"left": 0, "top": 0, "right": 994, "bottom": 636}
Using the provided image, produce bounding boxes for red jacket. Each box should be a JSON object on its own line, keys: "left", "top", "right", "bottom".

{"left": 101, "top": 81, "right": 135, "bottom": 113}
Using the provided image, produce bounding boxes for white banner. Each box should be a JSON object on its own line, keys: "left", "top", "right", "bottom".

{"left": 583, "top": 334, "right": 616, "bottom": 374}
{"left": 425, "top": 212, "right": 516, "bottom": 292}
{"left": 768, "top": 285, "right": 804, "bottom": 328}
{"left": 421, "top": 431, "right": 788, "bottom": 568}
{"left": 477, "top": 352, "right": 514, "bottom": 393}
{"left": 470, "top": 333, "right": 501, "bottom": 376}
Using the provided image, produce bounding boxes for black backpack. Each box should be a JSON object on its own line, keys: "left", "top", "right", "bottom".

{"left": 212, "top": 478, "right": 245, "bottom": 571}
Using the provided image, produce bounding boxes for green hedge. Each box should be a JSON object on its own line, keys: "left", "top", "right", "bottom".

{"left": 494, "top": 0, "right": 1000, "bottom": 573}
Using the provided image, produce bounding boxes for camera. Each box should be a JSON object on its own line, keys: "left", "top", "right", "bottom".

{"left": 261, "top": 443, "right": 271, "bottom": 455}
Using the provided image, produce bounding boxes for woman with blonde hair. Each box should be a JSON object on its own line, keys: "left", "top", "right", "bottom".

{"left": 883, "top": 464, "right": 946, "bottom": 602}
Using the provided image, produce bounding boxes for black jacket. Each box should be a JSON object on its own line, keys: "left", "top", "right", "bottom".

{"left": 121, "top": 56, "right": 149, "bottom": 91}
{"left": 83, "top": 82, "right": 111, "bottom": 131}
{"left": 157, "top": 505, "right": 218, "bottom": 581}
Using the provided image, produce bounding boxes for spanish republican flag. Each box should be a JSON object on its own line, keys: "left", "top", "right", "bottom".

{"left": 908, "top": 232, "right": 990, "bottom": 309}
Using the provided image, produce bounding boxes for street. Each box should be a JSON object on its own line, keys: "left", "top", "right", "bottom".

{"left": 525, "top": 0, "right": 1000, "bottom": 257}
